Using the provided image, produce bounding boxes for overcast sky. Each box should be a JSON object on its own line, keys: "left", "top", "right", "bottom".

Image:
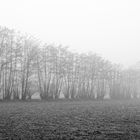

{"left": 0, "top": 0, "right": 140, "bottom": 67}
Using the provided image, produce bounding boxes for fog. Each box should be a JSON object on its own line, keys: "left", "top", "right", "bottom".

{"left": 0, "top": 0, "right": 140, "bottom": 67}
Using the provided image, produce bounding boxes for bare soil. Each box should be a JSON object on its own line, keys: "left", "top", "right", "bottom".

{"left": 0, "top": 100, "right": 140, "bottom": 139}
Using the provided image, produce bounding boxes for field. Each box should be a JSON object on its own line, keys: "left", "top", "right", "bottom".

{"left": 0, "top": 100, "right": 140, "bottom": 139}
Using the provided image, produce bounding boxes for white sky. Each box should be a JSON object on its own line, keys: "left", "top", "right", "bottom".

{"left": 0, "top": 0, "right": 140, "bottom": 67}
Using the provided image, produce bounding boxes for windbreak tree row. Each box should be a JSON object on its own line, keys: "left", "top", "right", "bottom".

{"left": 0, "top": 26, "right": 139, "bottom": 101}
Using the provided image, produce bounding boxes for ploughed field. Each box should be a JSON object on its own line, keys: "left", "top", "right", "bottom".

{"left": 1, "top": 100, "right": 140, "bottom": 139}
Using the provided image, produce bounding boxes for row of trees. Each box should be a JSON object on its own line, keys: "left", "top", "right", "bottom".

{"left": 0, "top": 26, "right": 140, "bottom": 101}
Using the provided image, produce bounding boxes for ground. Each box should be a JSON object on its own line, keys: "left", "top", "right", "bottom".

{"left": 0, "top": 100, "right": 140, "bottom": 139}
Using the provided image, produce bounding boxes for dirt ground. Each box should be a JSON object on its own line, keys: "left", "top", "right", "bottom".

{"left": 0, "top": 100, "right": 140, "bottom": 140}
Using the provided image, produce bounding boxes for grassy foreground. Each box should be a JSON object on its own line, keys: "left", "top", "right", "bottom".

{"left": 0, "top": 100, "right": 140, "bottom": 139}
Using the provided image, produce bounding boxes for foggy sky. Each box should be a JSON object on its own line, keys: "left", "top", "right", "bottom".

{"left": 0, "top": 0, "right": 140, "bottom": 68}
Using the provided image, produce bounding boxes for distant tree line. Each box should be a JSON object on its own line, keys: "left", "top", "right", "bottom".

{"left": 0, "top": 26, "right": 140, "bottom": 101}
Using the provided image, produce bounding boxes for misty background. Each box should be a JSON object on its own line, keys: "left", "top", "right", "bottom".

{"left": 0, "top": 0, "right": 140, "bottom": 68}
{"left": 1, "top": 1, "right": 140, "bottom": 139}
